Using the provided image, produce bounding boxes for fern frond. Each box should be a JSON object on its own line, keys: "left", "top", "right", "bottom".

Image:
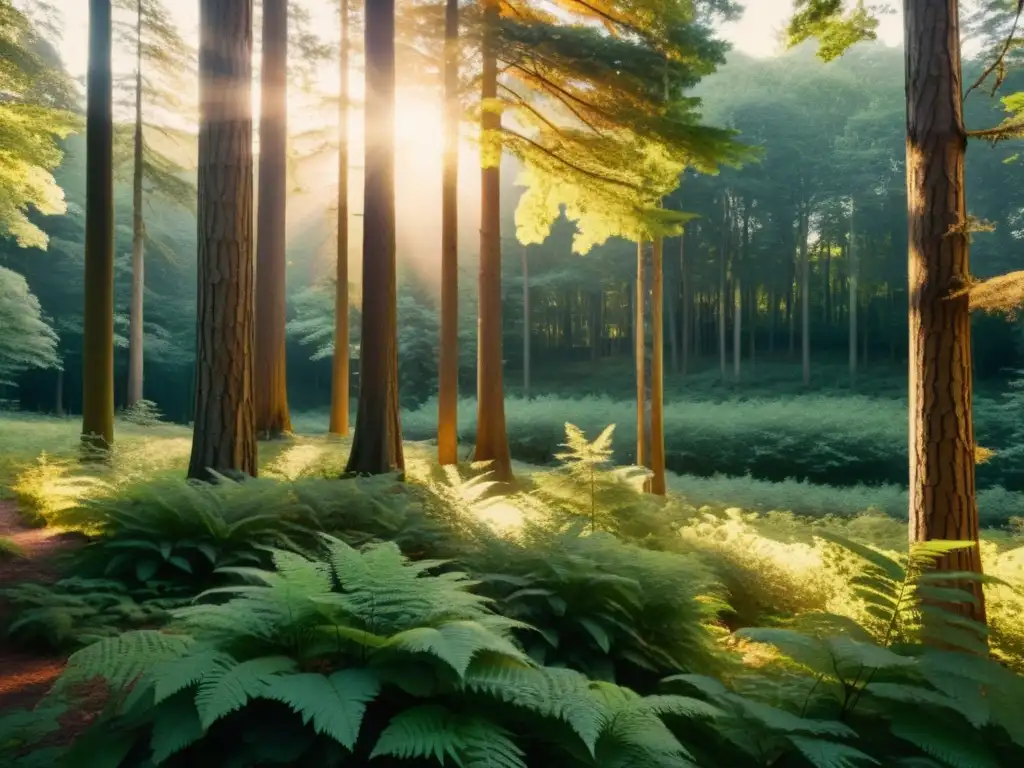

{"left": 193, "top": 655, "right": 297, "bottom": 729}
{"left": 260, "top": 669, "right": 382, "bottom": 750}
{"left": 788, "top": 736, "right": 879, "bottom": 767}
{"left": 54, "top": 630, "right": 192, "bottom": 694}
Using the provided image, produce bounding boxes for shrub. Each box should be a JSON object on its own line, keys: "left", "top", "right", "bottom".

{"left": 43, "top": 538, "right": 718, "bottom": 767}
{"left": 119, "top": 400, "right": 165, "bottom": 427}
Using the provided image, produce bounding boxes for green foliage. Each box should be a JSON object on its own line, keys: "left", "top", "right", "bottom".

{"left": 0, "top": 534, "right": 24, "bottom": 560}
{"left": 787, "top": 0, "right": 882, "bottom": 62}
{"left": 0, "top": 266, "right": 59, "bottom": 386}
{"left": 0, "top": 701, "right": 66, "bottom": 767}
{"left": 41, "top": 537, "right": 715, "bottom": 767}
{"left": 1, "top": 577, "right": 181, "bottom": 652}
{"left": 118, "top": 399, "right": 165, "bottom": 427}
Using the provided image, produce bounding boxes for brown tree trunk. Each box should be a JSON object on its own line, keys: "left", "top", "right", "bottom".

{"left": 472, "top": 0, "right": 512, "bottom": 480}
{"left": 905, "top": 0, "right": 986, "bottom": 627}
{"left": 680, "top": 231, "right": 690, "bottom": 376}
{"left": 254, "top": 0, "right": 291, "bottom": 438}
{"left": 733, "top": 276, "right": 742, "bottom": 381}
{"left": 437, "top": 0, "right": 459, "bottom": 463}
{"left": 635, "top": 240, "right": 646, "bottom": 468}
{"left": 800, "top": 207, "right": 810, "bottom": 386}
{"left": 769, "top": 285, "right": 777, "bottom": 356}
{"left": 650, "top": 237, "right": 666, "bottom": 495}
{"left": 55, "top": 366, "right": 64, "bottom": 416}
{"left": 330, "top": 0, "right": 351, "bottom": 437}
{"left": 189, "top": 0, "right": 257, "bottom": 481}
{"left": 849, "top": 196, "right": 859, "bottom": 379}
{"left": 718, "top": 198, "right": 728, "bottom": 380}
{"left": 522, "top": 244, "right": 531, "bottom": 398}
{"left": 127, "top": 0, "right": 145, "bottom": 408}
{"left": 82, "top": 0, "right": 115, "bottom": 451}
{"left": 346, "top": 0, "right": 403, "bottom": 475}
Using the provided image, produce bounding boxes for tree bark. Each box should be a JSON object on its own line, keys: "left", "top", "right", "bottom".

{"left": 346, "top": 0, "right": 404, "bottom": 475}
{"left": 522, "top": 244, "right": 531, "bottom": 399}
{"left": 905, "top": 0, "right": 986, "bottom": 626}
{"left": 55, "top": 366, "right": 64, "bottom": 416}
{"left": 849, "top": 196, "right": 858, "bottom": 378}
{"left": 330, "top": 0, "right": 351, "bottom": 436}
{"left": 635, "top": 240, "right": 646, "bottom": 468}
{"left": 680, "top": 231, "right": 690, "bottom": 376}
{"left": 254, "top": 0, "right": 291, "bottom": 438}
{"left": 718, "top": 197, "right": 728, "bottom": 380}
{"left": 800, "top": 207, "right": 810, "bottom": 386}
{"left": 437, "top": 0, "right": 459, "bottom": 463}
{"left": 733, "top": 277, "right": 742, "bottom": 381}
{"left": 189, "top": 0, "right": 257, "bottom": 481}
{"left": 650, "top": 236, "right": 666, "bottom": 495}
{"left": 472, "top": 0, "right": 512, "bottom": 480}
{"left": 82, "top": 0, "right": 115, "bottom": 452}
{"left": 127, "top": 0, "right": 145, "bottom": 408}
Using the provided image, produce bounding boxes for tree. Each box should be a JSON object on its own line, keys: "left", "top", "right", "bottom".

{"left": 437, "top": 0, "right": 460, "bottom": 465}
{"left": 188, "top": 0, "right": 257, "bottom": 481}
{"left": 112, "top": 0, "right": 194, "bottom": 408}
{"left": 789, "top": 0, "right": 988, "bottom": 625}
{"left": 330, "top": 0, "right": 351, "bottom": 437}
{"left": 254, "top": 0, "right": 291, "bottom": 438}
{"left": 0, "top": 266, "right": 59, "bottom": 388}
{"left": 345, "top": 0, "right": 403, "bottom": 475}
{"left": 83, "top": 0, "right": 115, "bottom": 450}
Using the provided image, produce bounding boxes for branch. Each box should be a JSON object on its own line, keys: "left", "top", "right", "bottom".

{"left": 964, "top": 0, "right": 1024, "bottom": 101}
{"left": 501, "top": 127, "right": 640, "bottom": 191}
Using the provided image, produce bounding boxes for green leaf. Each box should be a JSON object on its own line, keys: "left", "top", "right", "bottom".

{"left": 260, "top": 669, "right": 381, "bottom": 750}
{"left": 150, "top": 694, "right": 203, "bottom": 764}
{"left": 788, "top": 736, "right": 879, "bottom": 767}
{"left": 194, "top": 656, "right": 297, "bottom": 730}
{"left": 136, "top": 559, "right": 161, "bottom": 583}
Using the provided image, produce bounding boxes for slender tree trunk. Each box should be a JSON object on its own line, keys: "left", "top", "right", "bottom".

{"left": 127, "top": 0, "right": 145, "bottom": 408}
{"left": 83, "top": 0, "right": 115, "bottom": 451}
{"left": 650, "top": 236, "right": 666, "bottom": 495}
{"left": 254, "top": 0, "right": 291, "bottom": 438}
{"left": 635, "top": 240, "right": 646, "bottom": 467}
{"left": 346, "top": 0, "right": 403, "bottom": 475}
{"left": 330, "top": 0, "right": 351, "bottom": 436}
{"left": 849, "top": 196, "right": 859, "bottom": 378}
{"left": 800, "top": 208, "right": 810, "bottom": 386}
{"left": 667, "top": 273, "right": 678, "bottom": 373}
{"left": 748, "top": 286, "right": 756, "bottom": 367}
{"left": 733, "top": 277, "right": 741, "bottom": 381}
{"left": 590, "top": 291, "right": 601, "bottom": 362}
{"left": 472, "top": 0, "right": 512, "bottom": 480}
{"left": 55, "top": 366, "right": 64, "bottom": 416}
{"left": 769, "top": 285, "right": 777, "bottom": 356}
{"left": 188, "top": 0, "right": 257, "bottom": 481}
{"left": 905, "top": 0, "right": 986, "bottom": 626}
{"left": 437, "top": 0, "right": 459, "bottom": 463}
{"left": 522, "top": 244, "right": 530, "bottom": 399}
{"left": 718, "top": 199, "right": 728, "bottom": 380}
{"left": 681, "top": 231, "right": 690, "bottom": 375}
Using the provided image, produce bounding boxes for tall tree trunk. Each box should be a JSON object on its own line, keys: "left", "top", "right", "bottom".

{"left": 346, "top": 0, "right": 403, "bottom": 474}
{"left": 681, "top": 231, "right": 690, "bottom": 375}
{"left": 590, "top": 290, "right": 601, "bottom": 362}
{"left": 472, "top": 0, "right": 512, "bottom": 480}
{"left": 55, "top": 366, "right": 64, "bottom": 416}
{"left": 800, "top": 208, "right": 810, "bottom": 386}
{"left": 437, "top": 0, "right": 459, "bottom": 462}
{"left": 667, "top": 273, "right": 678, "bottom": 373}
{"left": 522, "top": 244, "right": 530, "bottom": 399}
{"left": 748, "top": 287, "right": 756, "bottom": 367}
{"left": 769, "top": 285, "right": 777, "bottom": 356}
{"left": 83, "top": 0, "right": 115, "bottom": 451}
{"left": 330, "top": 0, "right": 351, "bottom": 436}
{"left": 254, "top": 0, "right": 291, "bottom": 438}
{"left": 849, "top": 196, "right": 859, "bottom": 378}
{"left": 718, "top": 199, "right": 728, "bottom": 380}
{"left": 189, "top": 0, "right": 257, "bottom": 481}
{"left": 905, "top": 0, "right": 986, "bottom": 626}
{"left": 127, "top": 0, "right": 145, "bottom": 408}
{"left": 635, "top": 240, "right": 646, "bottom": 468}
{"left": 650, "top": 236, "right": 666, "bottom": 495}
{"left": 733, "top": 277, "right": 742, "bottom": 381}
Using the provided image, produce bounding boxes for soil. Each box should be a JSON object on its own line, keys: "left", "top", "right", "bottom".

{"left": 0, "top": 499, "right": 104, "bottom": 752}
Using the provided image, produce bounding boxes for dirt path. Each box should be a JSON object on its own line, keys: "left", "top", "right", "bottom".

{"left": 0, "top": 499, "right": 92, "bottom": 727}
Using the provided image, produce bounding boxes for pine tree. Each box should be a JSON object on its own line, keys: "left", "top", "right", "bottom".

{"left": 330, "top": 0, "right": 352, "bottom": 437}
{"left": 82, "top": 0, "right": 116, "bottom": 451}
{"left": 188, "top": 0, "right": 257, "bottom": 481}
{"left": 345, "top": 0, "right": 404, "bottom": 476}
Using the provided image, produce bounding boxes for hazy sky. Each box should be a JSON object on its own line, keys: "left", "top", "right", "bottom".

{"left": 55, "top": 0, "right": 906, "bottom": 77}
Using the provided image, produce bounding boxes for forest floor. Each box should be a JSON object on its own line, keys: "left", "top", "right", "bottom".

{"left": 0, "top": 500, "right": 106, "bottom": 746}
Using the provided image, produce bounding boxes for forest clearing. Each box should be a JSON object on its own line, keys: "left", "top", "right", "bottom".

{"left": 4, "top": 0, "right": 1024, "bottom": 765}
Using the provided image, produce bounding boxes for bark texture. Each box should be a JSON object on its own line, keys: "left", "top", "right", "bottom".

{"left": 904, "top": 0, "right": 986, "bottom": 625}
{"left": 649, "top": 237, "right": 666, "bottom": 495}
{"left": 522, "top": 244, "right": 531, "bottom": 399}
{"left": 82, "top": 0, "right": 115, "bottom": 450}
{"left": 188, "top": 0, "right": 257, "bottom": 481}
{"left": 127, "top": 0, "right": 145, "bottom": 407}
{"left": 635, "top": 240, "right": 646, "bottom": 468}
{"left": 800, "top": 207, "right": 810, "bottom": 386}
{"left": 437, "top": 0, "right": 460, "bottom": 464}
{"left": 330, "top": 0, "right": 350, "bottom": 436}
{"left": 849, "top": 196, "right": 858, "bottom": 378}
{"left": 345, "top": 0, "right": 404, "bottom": 475}
{"left": 254, "top": 0, "right": 291, "bottom": 438}
{"left": 472, "top": 0, "right": 512, "bottom": 480}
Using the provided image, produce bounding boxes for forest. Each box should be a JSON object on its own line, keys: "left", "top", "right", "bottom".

{"left": 2, "top": 0, "right": 1024, "bottom": 765}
